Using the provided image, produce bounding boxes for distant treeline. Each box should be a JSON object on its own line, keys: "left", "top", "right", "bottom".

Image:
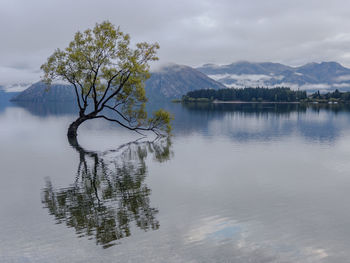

{"left": 309, "top": 89, "right": 350, "bottom": 102}
{"left": 183, "top": 87, "right": 307, "bottom": 102}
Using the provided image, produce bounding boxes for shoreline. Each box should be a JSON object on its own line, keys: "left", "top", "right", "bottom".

{"left": 212, "top": 100, "right": 300, "bottom": 104}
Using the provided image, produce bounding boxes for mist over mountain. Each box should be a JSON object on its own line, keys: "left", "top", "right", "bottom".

{"left": 197, "top": 61, "right": 350, "bottom": 92}
{"left": 10, "top": 64, "right": 225, "bottom": 102}
{"left": 7, "top": 61, "right": 350, "bottom": 103}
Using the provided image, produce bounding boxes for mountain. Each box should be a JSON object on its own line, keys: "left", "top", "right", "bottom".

{"left": 11, "top": 82, "right": 75, "bottom": 102}
{"left": 145, "top": 64, "right": 226, "bottom": 100}
{"left": 1, "top": 83, "right": 32, "bottom": 93}
{"left": 197, "top": 61, "right": 350, "bottom": 92}
{"left": 0, "top": 88, "right": 20, "bottom": 101}
{"left": 12, "top": 64, "right": 225, "bottom": 102}
{"left": 0, "top": 88, "right": 20, "bottom": 112}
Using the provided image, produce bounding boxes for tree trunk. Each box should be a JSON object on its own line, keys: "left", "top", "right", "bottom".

{"left": 67, "top": 116, "right": 88, "bottom": 138}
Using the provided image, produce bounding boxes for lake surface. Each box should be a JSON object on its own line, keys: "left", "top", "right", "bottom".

{"left": 1, "top": 101, "right": 350, "bottom": 262}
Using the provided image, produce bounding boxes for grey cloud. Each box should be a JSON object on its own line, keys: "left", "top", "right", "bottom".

{"left": 1, "top": 0, "right": 350, "bottom": 85}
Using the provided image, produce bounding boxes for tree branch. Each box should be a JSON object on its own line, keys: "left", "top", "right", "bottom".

{"left": 63, "top": 74, "right": 83, "bottom": 111}
{"left": 104, "top": 105, "right": 133, "bottom": 123}
{"left": 91, "top": 65, "right": 101, "bottom": 111}
{"left": 97, "top": 71, "right": 132, "bottom": 113}
{"left": 96, "top": 69, "right": 124, "bottom": 108}
{"left": 93, "top": 115, "right": 159, "bottom": 136}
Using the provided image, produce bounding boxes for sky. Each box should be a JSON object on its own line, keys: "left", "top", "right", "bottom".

{"left": 1, "top": 0, "right": 350, "bottom": 86}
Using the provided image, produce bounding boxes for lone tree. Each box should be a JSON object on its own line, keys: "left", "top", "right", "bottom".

{"left": 41, "top": 21, "right": 172, "bottom": 138}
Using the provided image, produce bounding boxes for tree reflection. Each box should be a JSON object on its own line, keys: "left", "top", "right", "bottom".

{"left": 41, "top": 136, "right": 172, "bottom": 248}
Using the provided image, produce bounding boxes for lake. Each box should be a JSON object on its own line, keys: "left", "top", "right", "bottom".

{"left": 1, "top": 101, "right": 350, "bottom": 262}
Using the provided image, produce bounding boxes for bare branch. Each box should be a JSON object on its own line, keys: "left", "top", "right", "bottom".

{"left": 104, "top": 105, "right": 133, "bottom": 123}
{"left": 97, "top": 71, "right": 132, "bottom": 113}
{"left": 97, "top": 69, "right": 124, "bottom": 108}
{"left": 93, "top": 115, "right": 156, "bottom": 136}
{"left": 62, "top": 73, "right": 83, "bottom": 110}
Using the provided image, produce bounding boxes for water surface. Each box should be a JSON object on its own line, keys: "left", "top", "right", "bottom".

{"left": 1, "top": 102, "right": 350, "bottom": 262}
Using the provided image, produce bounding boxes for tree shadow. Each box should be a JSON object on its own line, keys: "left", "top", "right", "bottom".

{"left": 41, "top": 136, "right": 173, "bottom": 248}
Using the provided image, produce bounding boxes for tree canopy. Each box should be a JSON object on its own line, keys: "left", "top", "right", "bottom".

{"left": 41, "top": 21, "right": 172, "bottom": 138}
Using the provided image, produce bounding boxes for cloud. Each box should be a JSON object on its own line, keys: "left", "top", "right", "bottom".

{"left": 0, "top": 66, "right": 40, "bottom": 87}
{"left": 2, "top": 0, "right": 350, "bottom": 84}
{"left": 333, "top": 83, "right": 350, "bottom": 88}
{"left": 335, "top": 75, "right": 350, "bottom": 82}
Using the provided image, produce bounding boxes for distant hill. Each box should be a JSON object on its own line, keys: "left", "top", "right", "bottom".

{"left": 11, "top": 82, "right": 75, "bottom": 102}
{"left": 197, "top": 61, "right": 350, "bottom": 92}
{"left": 11, "top": 64, "right": 225, "bottom": 102}
{"left": 0, "top": 88, "right": 20, "bottom": 112}
{"left": 145, "top": 64, "right": 226, "bottom": 100}
{"left": 0, "top": 88, "right": 20, "bottom": 101}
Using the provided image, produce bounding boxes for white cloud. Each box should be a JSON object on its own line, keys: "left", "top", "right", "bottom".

{"left": 299, "top": 83, "right": 331, "bottom": 90}
{"left": 1, "top": 83, "right": 32, "bottom": 92}
{"left": 0, "top": 66, "right": 40, "bottom": 87}
{"left": 335, "top": 75, "right": 350, "bottom": 81}
{"left": 208, "top": 74, "right": 274, "bottom": 81}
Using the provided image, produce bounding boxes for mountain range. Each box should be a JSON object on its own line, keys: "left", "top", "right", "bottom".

{"left": 197, "top": 61, "right": 350, "bottom": 92}
{"left": 5, "top": 61, "right": 350, "bottom": 103}
{"left": 10, "top": 64, "right": 225, "bottom": 102}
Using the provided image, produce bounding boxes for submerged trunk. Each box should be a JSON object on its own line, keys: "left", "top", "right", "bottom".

{"left": 67, "top": 116, "right": 89, "bottom": 138}
{"left": 67, "top": 110, "right": 98, "bottom": 138}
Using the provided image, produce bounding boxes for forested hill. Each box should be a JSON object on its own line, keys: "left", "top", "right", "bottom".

{"left": 183, "top": 87, "right": 307, "bottom": 102}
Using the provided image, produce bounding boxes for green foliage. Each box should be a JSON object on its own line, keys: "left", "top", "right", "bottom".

{"left": 310, "top": 89, "right": 350, "bottom": 103}
{"left": 148, "top": 109, "right": 174, "bottom": 135}
{"left": 183, "top": 87, "right": 307, "bottom": 102}
{"left": 41, "top": 21, "right": 172, "bottom": 136}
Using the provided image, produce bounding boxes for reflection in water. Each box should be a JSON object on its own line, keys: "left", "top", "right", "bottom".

{"left": 3, "top": 101, "right": 350, "bottom": 262}
{"left": 177, "top": 102, "right": 350, "bottom": 143}
{"left": 41, "top": 137, "right": 172, "bottom": 248}
{"left": 182, "top": 102, "right": 350, "bottom": 114}
{"left": 11, "top": 101, "right": 79, "bottom": 117}
{"left": 10, "top": 100, "right": 350, "bottom": 143}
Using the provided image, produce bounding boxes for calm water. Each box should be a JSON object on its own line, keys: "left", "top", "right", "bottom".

{"left": 1, "top": 101, "right": 350, "bottom": 262}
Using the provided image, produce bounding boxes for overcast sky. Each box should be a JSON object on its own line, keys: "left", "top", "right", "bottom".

{"left": 1, "top": 0, "right": 350, "bottom": 85}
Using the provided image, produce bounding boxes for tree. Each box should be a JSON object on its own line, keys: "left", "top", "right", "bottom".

{"left": 41, "top": 21, "right": 172, "bottom": 138}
